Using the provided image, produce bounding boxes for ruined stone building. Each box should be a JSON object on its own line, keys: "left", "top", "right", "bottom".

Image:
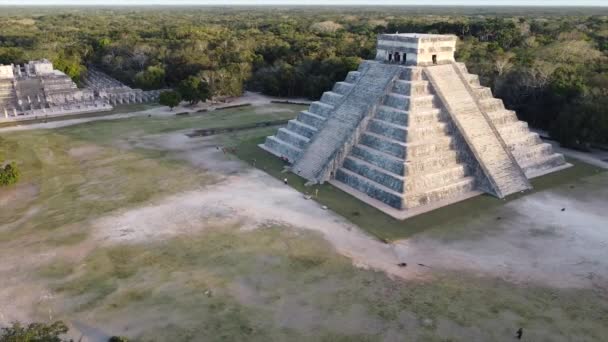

{"left": 0, "top": 60, "right": 160, "bottom": 121}
{"left": 262, "top": 33, "right": 570, "bottom": 218}
{"left": 82, "top": 67, "right": 162, "bottom": 106}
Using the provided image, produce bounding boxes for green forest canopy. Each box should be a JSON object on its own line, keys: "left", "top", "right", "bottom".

{"left": 0, "top": 6, "right": 606, "bottom": 148}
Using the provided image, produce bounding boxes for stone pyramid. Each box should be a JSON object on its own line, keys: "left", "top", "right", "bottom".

{"left": 261, "top": 33, "right": 570, "bottom": 218}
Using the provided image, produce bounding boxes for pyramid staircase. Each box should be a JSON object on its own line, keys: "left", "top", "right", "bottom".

{"left": 260, "top": 62, "right": 371, "bottom": 163}
{"left": 423, "top": 63, "right": 530, "bottom": 197}
{"left": 261, "top": 60, "right": 569, "bottom": 215}
{"left": 454, "top": 63, "right": 567, "bottom": 178}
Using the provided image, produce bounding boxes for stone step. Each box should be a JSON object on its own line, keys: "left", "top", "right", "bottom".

{"left": 513, "top": 143, "right": 553, "bottom": 163}
{"left": 343, "top": 156, "right": 405, "bottom": 192}
{"left": 286, "top": 120, "right": 317, "bottom": 139}
{"left": 384, "top": 93, "right": 409, "bottom": 109}
{"left": 393, "top": 80, "right": 431, "bottom": 96}
{"left": 309, "top": 101, "right": 334, "bottom": 117}
{"left": 408, "top": 95, "right": 437, "bottom": 111}
{"left": 405, "top": 176, "right": 476, "bottom": 208}
{"left": 333, "top": 82, "right": 354, "bottom": 95}
{"left": 375, "top": 105, "right": 409, "bottom": 125}
{"left": 297, "top": 111, "right": 326, "bottom": 129}
{"left": 369, "top": 116, "right": 453, "bottom": 142}
{"left": 409, "top": 108, "right": 448, "bottom": 125}
{"left": 262, "top": 136, "right": 302, "bottom": 163}
{"left": 521, "top": 153, "right": 567, "bottom": 177}
{"left": 351, "top": 144, "right": 405, "bottom": 176}
{"left": 276, "top": 128, "right": 310, "bottom": 149}
{"left": 487, "top": 110, "right": 519, "bottom": 126}
{"left": 404, "top": 149, "right": 472, "bottom": 176}
{"left": 335, "top": 168, "right": 403, "bottom": 209}
{"left": 360, "top": 132, "right": 406, "bottom": 159}
{"left": 455, "top": 62, "right": 468, "bottom": 74}
{"left": 384, "top": 93, "right": 436, "bottom": 111}
{"left": 506, "top": 132, "right": 542, "bottom": 150}
{"left": 479, "top": 98, "right": 505, "bottom": 113}
{"left": 362, "top": 131, "right": 459, "bottom": 161}
{"left": 320, "top": 91, "right": 343, "bottom": 106}
{"left": 345, "top": 71, "right": 361, "bottom": 83}
{"left": 400, "top": 67, "right": 423, "bottom": 81}
{"left": 368, "top": 119, "right": 407, "bottom": 141}
{"left": 498, "top": 121, "right": 529, "bottom": 138}
{"left": 406, "top": 164, "right": 470, "bottom": 193}
{"left": 473, "top": 87, "right": 493, "bottom": 100}
{"left": 404, "top": 136, "right": 459, "bottom": 159}
{"left": 464, "top": 74, "right": 480, "bottom": 87}
{"left": 407, "top": 122, "right": 453, "bottom": 141}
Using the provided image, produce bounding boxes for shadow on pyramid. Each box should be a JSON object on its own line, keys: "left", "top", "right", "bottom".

{"left": 261, "top": 33, "right": 571, "bottom": 219}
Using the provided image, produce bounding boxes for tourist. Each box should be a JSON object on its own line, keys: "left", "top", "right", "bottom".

{"left": 516, "top": 328, "right": 523, "bottom": 339}
{"left": 284, "top": 178, "right": 288, "bottom": 185}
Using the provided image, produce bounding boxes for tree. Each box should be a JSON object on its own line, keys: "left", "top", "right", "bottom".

{"left": 0, "top": 321, "right": 70, "bottom": 342}
{"left": 0, "top": 47, "right": 25, "bottom": 65}
{"left": 134, "top": 65, "right": 166, "bottom": 90}
{"left": 177, "top": 76, "right": 211, "bottom": 105}
{"left": 52, "top": 53, "right": 87, "bottom": 84}
{"left": 159, "top": 90, "right": 182, "bottom": 110}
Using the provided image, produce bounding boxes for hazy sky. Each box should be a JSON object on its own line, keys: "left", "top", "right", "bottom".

{"left": 0, "top": 0, "right": 605, "bottom": 6}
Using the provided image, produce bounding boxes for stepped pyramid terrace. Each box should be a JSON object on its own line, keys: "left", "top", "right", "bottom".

{"left": 261, "top": 33, "right": 571, "bottom": 219}
{"left": 0, "top": 60, "right": 161, "bottom": 122}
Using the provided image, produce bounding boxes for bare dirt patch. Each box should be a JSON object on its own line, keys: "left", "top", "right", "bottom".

{"left": 81, "top": 126, "right": 608, "bottom": 291}
{"left": 394, "top": 174, "right": 608, "bottom": 289}
{"left": 131, "top": 132, "right": 245, "bottom": 175}
{"left": 90, "top": 164, "right": 608, "bottom": 290}
{"left": 0, "top": 183, "right": 39, "bottom": 209}
{"left": 67, "top": 145, "right": 103, "bottom": 161}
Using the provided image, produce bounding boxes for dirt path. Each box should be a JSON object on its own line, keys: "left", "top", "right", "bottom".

{"left": 91, "top": 131, "right": 608, "bottom": 290}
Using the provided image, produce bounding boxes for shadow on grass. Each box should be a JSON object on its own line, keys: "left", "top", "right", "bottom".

{"left": 233, "top": 136, "right": 605, "bottom": 241}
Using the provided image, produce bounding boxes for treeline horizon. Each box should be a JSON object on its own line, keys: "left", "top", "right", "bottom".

{"left": 0, "top": 7, "right": 606, "bottom": 148}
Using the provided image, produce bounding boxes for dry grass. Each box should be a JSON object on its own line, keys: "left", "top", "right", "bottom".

{"left": 35, "top": 225, "right": 608, "bottom": 341}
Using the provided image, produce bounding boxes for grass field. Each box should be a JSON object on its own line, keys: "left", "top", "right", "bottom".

{"left": 232, "top": 136, "right": 605, "bottom": 241}
{"left": 0, "top": 104, "right": 305, "bottom": 242}
{"left": 36, "top": 224, "right": 608, "bottom": 341}
{"left": 1, "top": 103, "right": 607, "bottom": 341}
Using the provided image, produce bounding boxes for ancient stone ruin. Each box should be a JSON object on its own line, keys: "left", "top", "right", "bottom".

{"left": 82, "top": 67, "right": 162, "bottom": 106}
{"left": 0, "top": 59, "right": 160, "bottom": 121}
{"left": 261, "top": 33, "right": 570, "bottom": 218}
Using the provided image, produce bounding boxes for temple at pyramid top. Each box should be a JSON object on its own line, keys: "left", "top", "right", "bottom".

{"left": 261, "top": 33, "right": 570, "bottom": 219}
{"left": 375, "top": 33, "right": 457, "bottom": 66}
